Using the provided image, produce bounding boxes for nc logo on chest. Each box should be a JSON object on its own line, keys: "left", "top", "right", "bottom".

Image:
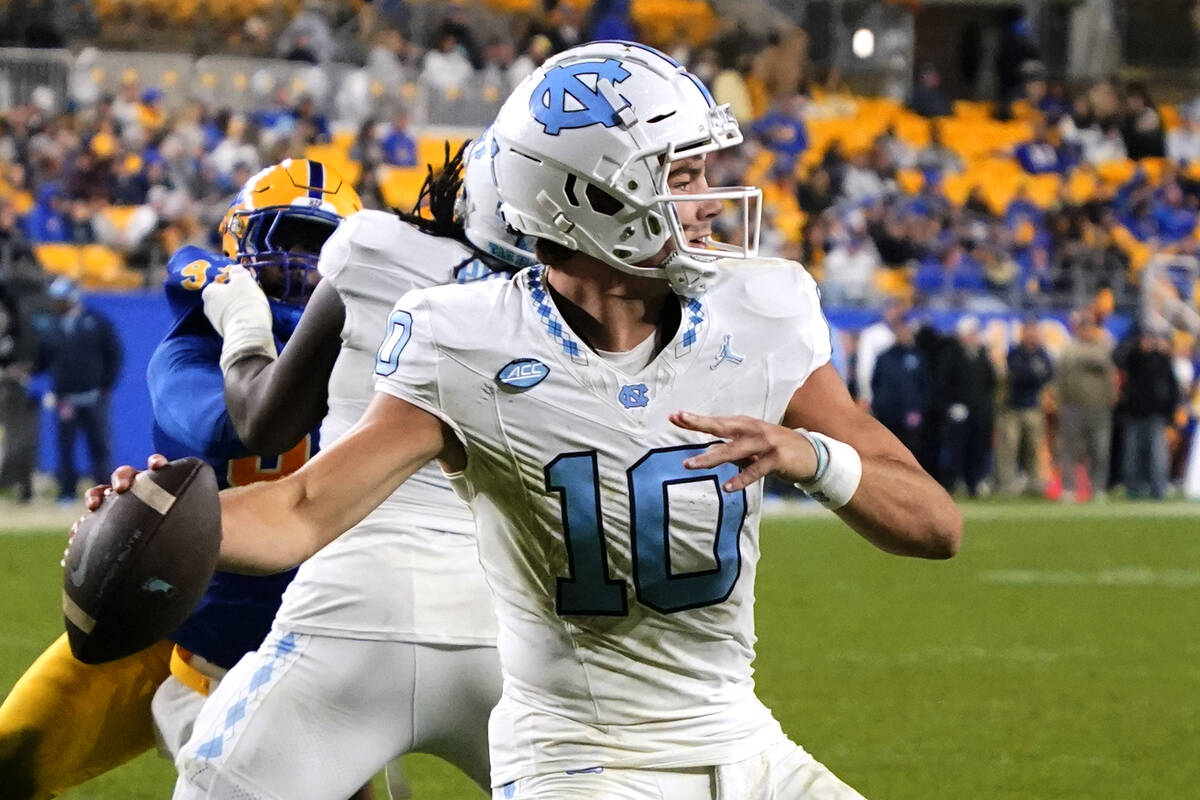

{"left": 618, "top": 383, "right": 649, "bottom": 409}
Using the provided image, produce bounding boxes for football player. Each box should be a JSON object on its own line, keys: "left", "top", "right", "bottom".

{"left": 0, "top": 159, "right": 360, "bottom": 800}
{"left": 171, "top": 137, "right": 532, "bottom": 800}
{"left": 147, "top": 158, "right": 363, "bottom": 761}
{"left": 101, "top": 42, "right": 962, "bottom": 800}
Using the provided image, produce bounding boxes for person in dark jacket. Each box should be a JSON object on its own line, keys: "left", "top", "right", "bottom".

{"left": 934, "top": 316, "right": 998, "bottom": 495}
{"left": 36, "top": 277, "right": 123, "bottom": 501}
{"left": 995, "top": 318, "right": 1054, "bottom": 494}
{"left": 871, "top": 316, "right": 930, "bottom": 457}
{"left": 1119, "top": 328, "right": 1179, "bottom": 499}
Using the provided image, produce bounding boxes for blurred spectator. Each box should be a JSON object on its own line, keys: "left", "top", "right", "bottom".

{"left": 915, "top": 120, "right": 964, "bottom": 175}
{"left": 207, "top": 117, "right": 261, "bottom": 187}
{"left": 510, "top": 35, "right": 554, "bottom": 86}
{"left": 1119, "top": 327, "right": 1179, "bottom": 498}
{"left": 432, "top": 5, "right": 484, "bottom": 70}
{"left": 908, "top": 63, "right": 952, "bottom": 119}
{"left": 381, "top": 109, "right": 417, "bottom": 168}
{"left": 840, "top": 150, "right": 889, "bottom": 204}
{"left": 1121, "top": 83, "right": 1166, "bottom": 160}
{"left": 0, "top": 278, "right": 36, "bottom": 502}
{"left": 1082, "top": 122, "right": 1128, "bottom": 165}
{"left": 856, "top": 299, "right": 906, "bottom": 408}
{"left": 1055, "top": 310, "right": 1117, "bottom": 501}
{"left": 1150, "top": 182, "right": 1197, "bottom": 244}
{"left": 23, "top": 182, "right": 74, "bottom": 243}
{"left": 753, "top": 27, "right": 809, "bottom": 102}
{"left": 914, "top": 243, "right": 989, "bottom": 307}
{"left": 995, "top": 318, "right": 1054, "bottom": 494}
{"left": 0, "top": 199, "right": 37, "bottom": 274}
{"left": 935, "top": 316, "right": 997, "bottom": 496}
{"left": 795, "top": 167, "right": 835, "bottom": 215}
{"left": 421, "top": 32, "right": 476, "bottom": 93}
{"left": 821, "top": 212, "right": 882, "bottom": 306}
{"left": 586, "top": 0, "right": 635, "bottom": 43}
{"left": 36, "top": 278, "right": 122, "bottom": 502}
{"left": 1015, "top": 117, "right": 1071, "bottom": 174}
{"left": 366, "top": 28, "right": 417, "bottom": 91}
{"left": 995, "top": 13, "right": 1041, "bottom": 111}
{"left": 1166, "top": 104, "right": 1200, "bottom": 163}
{"left": 277, "top": 0, "right": 337, "bottom": 63}
{"left": 752, "top": 95, "right": 808, "bottom": 174}
{"left": 482, "top": 38, "right": 518, "bottom": 96}
{"left": 711, "top": 48, "right": 754, "bottom": 124}
{"left": 870, "top": 316, "right": 929, "bottom": 457}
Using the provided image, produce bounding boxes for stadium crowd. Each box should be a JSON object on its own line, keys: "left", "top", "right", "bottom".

{"left": 1, "top": 0, "right": 1199, "bottom": 502}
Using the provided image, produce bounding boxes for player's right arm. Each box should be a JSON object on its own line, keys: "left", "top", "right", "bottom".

{"left": 215, "top": 390, "right": 454, "bottom": 574}
{"left": 104, "top": 391, "right": 452, "bottom": 575}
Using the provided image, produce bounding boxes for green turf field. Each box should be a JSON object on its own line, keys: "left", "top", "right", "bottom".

{"left": 2, "top": 502, "right": 1198, "bottom": 799}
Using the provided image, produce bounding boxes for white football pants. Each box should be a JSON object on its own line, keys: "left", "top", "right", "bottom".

{"left": 491, "top": 739, "right": 867, "bottom": 800}
{"left": 173, "top": 629, "right": 501, "bottom": 800}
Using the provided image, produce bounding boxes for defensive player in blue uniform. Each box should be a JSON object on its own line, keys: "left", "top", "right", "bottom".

{"left": 0, "top": 159, "right": 361, "bottom": 799}
{"left": 148, "top": 159, "right": 361, "bottom": 758}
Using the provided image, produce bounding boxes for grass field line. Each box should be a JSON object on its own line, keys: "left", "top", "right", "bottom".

{"left": 979, "top": 566, "right": 1200, "bottom": 587}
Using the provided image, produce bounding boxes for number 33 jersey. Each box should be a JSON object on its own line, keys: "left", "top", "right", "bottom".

{"left": 374, "top": 259, "right": 832, "bottom": 783}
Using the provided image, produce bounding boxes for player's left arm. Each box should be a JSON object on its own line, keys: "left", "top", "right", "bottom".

{"left": 673, "top": 363, "right": 961, "bottom": 559}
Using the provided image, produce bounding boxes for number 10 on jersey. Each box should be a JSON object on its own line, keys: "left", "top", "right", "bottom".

{"left": 545, "top": 444, "right": 747, "bottom": 617}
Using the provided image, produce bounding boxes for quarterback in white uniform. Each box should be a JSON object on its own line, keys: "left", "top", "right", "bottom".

{"left": 100, "top": 41, "right": 961, "bottom": 799}
{"left": 172, "top": 137, "right": 534, "bottom": 800}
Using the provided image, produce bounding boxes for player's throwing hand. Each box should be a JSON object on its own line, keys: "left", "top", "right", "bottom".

{"left": 671, "top": 411, "right": 820, "bottom": 492}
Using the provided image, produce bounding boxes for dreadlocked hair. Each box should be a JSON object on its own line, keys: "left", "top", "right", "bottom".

{"left": 394, "top": 139, "right": 470, "bottom": 240}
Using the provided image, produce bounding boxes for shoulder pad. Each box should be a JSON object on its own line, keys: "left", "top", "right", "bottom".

{"left": 164, "top": 246, "right": 236, "bottom": 322}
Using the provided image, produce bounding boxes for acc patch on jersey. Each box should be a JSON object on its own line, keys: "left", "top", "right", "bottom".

{"left": 496, "top": 358, "right": 549, "bottom": 391}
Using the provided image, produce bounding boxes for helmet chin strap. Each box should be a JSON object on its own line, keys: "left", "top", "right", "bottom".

{"left": 598, "top": 247, "right": 718, "bottom": 297}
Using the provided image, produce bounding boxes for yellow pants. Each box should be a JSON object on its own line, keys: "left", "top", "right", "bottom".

{"left": 0, "top": 634, "right": 173, "bottom": 800}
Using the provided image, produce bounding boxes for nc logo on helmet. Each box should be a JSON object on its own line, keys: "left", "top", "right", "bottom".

{"left": 530, "top": 59, "right": 632, "bottom": 135}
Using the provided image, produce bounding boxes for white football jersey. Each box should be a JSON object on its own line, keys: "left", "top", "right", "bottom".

{"left": 374, "top": 259, "right": 832, "bottom": 782}
{"left": 274, "top": 209, "right": 500, "bottom": 645}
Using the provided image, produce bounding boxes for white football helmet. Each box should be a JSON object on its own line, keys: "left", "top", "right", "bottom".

{"left": 459, "top": 128, "right": 538, "bottom": 270}
{"left": 490, "top": 40, "right": 761, "bottom": 296}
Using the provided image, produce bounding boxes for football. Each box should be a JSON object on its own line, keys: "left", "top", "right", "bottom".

{"left": 62, "top": 457, "right": 222, "bottom": 665}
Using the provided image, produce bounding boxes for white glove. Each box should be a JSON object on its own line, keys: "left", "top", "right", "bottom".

{"left": 201, "top": 264, "right": 277, "bottom": 375}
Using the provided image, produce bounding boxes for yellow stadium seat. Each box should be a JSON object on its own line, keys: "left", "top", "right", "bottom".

{"left": 1139, "top": 157, "right": 1166, "bottom": 184}
{"left": 1096, "top": 159, "right": 1136, "bottom": 187}
{"left": 416, "top": 136, "right": 468, "bottom": 171}
{"left": 1025, "top": 174, "right": 1062, "bottom": 209}
{"left": 941, "top": 174, "right": 974, "bottom": 207}
{"left": 1161, "top": 105, "right": 1182, "bottom": 131}
{"left": 873, "top": 268, "right": 914, "bottom": 301}
{"left": 482, "top": 0, "right": 539, "bottom": 12}
{"left": 34, "top": 244, "right": 83, "bottom": 279}
{"left": 896, "top": 169, "right": 924, "bottom": 196}
{"left": 379, "top": 166, "right": 429, "bottom": 212}
{"left": 953, "top": 100, "right": 993, "bottom": 119}
{"left": 1066, "top": 170, "right": 1099, "bottom": 205}
{"left": 80, "top": 245, "right": 140, "bottom": 289}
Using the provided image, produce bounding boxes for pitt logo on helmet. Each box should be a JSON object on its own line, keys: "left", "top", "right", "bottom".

{"left": 529, "top": 59, "right": 632, "bottom": 135}
{"left": 497, "top": 358, "right": 550, "bottom": 390}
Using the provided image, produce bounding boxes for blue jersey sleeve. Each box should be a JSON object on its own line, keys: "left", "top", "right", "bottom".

{"left": 146, "top": 333, "right": 244, "bottom": 461}
{"left": 164, "top": 245, "right": 236, "bottom": 324}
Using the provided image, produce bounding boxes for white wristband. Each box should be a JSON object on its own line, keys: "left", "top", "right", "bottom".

{"left": 202, "top": 265, "right": 278, "bottom": 376}
{"left": 793, "top": 429, "right": 862, "bottom": 510}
